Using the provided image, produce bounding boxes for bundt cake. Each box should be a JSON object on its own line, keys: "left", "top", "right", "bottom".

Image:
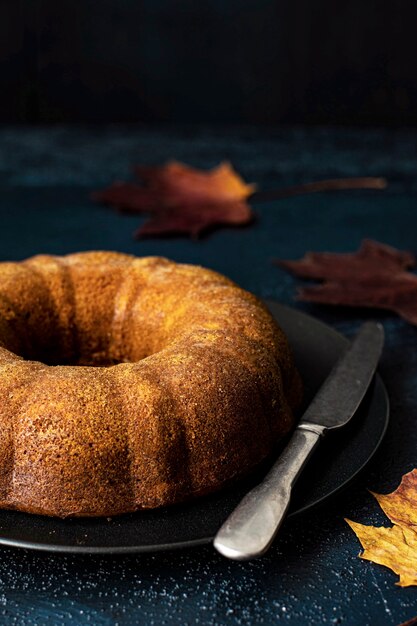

{"left": 0, "top": 251, "right": 301, "bottom": 517}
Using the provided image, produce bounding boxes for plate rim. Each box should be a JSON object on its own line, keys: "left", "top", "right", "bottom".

{"left": 0, "top": 302, "right": 390, "bottom": 554}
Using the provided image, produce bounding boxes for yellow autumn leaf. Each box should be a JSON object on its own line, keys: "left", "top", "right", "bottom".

{"left": 346, "top": 469, "right": 417, "bottom": 587}
{"left": 372, "top": 469, "right": 417, "bottom": 531}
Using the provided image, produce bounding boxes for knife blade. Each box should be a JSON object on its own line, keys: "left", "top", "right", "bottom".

{"left": 214, "top": 321, "right": 384, "bottom": 560}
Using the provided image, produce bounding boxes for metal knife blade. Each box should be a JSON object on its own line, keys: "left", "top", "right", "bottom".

{"left": 214, "top": 321, "right": 385, "bottom": 560}
{"left": 300, "top": 321, "right": 384, "bottom": 431}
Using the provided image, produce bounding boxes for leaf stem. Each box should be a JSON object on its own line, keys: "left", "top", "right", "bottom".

{"left": 251, "top": 177, "right": 387, "bottom": 202}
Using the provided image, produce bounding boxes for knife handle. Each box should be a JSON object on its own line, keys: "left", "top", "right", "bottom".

{"left": 213, "top": 424, "right": 323, "bottom": 560}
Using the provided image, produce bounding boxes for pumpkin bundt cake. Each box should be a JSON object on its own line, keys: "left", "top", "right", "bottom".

{"left": 0, "top": 251, "right": 301, "bottom": 517}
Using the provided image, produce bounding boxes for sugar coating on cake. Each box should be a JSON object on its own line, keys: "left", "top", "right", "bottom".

{"left": 0, "top": 251, "right": 302, "bottom": 517}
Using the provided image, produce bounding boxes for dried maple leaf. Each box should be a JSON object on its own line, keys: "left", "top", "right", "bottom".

{"left": 277, "top": 239, "right": 417, "bottom": 325}
{"left": 93, "top": 160, "right": 386, "bottom": 240}
{"left": 346, "top": 470, "right": 417, "bottom": 587}
{"left": 92, "top": 161, "right": 255, "bottom": 238}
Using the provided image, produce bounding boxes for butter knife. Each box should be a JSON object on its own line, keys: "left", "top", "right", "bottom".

{"left": 214, "top": 321, "right": 384, "bottom": 560}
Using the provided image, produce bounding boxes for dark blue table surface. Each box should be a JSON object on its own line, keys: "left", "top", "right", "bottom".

{"left": 0, "top": 125, "right": 416, "bottom": 625}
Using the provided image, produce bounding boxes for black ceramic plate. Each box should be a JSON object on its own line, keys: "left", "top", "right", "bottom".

{"left": 0, "top": 303, "right": 389, "bottom": 554}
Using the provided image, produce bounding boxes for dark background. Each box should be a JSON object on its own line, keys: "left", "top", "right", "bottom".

{"left": 2, "top": 0, "right": 417, "bottom": 126}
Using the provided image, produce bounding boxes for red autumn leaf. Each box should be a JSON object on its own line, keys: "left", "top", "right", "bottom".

{"left": 93, "top": 157, "right": 387, "bottom": 240}
{"left": 92, "top": 161, "right": 255, "bottom": 238}
{"left": 276, "top": 240, "right": 417, "bottom": 325}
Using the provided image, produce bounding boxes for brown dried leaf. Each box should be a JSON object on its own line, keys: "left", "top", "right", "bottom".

{"left": 277, "top": 240, "right": 417, "bottom": 325}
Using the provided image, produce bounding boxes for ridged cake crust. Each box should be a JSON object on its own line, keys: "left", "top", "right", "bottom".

{"left": 0, "top": 252, "right": 301, "bottom": 517}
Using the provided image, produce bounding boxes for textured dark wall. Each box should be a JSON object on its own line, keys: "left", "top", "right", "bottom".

{"left": 1, "top": 0, "right": 417, "bottom": 125}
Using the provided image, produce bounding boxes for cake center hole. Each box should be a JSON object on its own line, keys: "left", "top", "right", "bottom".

{"left": 19, "top": 330, "right": 137, "bottom": 368}
{"left": 11, "top": 299, "right": 151, "bottom": 366}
